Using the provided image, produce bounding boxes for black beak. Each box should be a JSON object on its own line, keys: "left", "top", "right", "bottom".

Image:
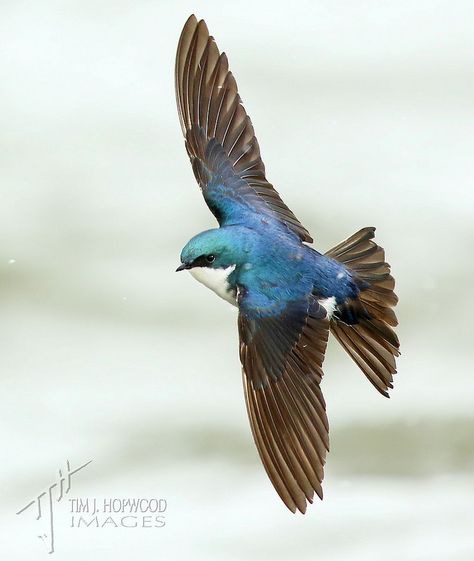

{"left": 176, "top": 263, "right": 189, "bottom": 272}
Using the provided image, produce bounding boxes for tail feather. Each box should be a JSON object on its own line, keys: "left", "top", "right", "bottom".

{"left": 326, "top": 227, "right": 400, "bottom": 397}
{"left": 330, "top": 320, "right": 397, "bottom": 396}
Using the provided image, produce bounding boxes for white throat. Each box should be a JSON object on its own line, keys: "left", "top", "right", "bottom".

{"left": 189, "top": 264, "right": 237, "bottom": 306}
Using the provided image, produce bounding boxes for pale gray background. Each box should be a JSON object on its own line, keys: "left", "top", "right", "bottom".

{"left": 1, "top": 1, "right": 473, "bottom": 560}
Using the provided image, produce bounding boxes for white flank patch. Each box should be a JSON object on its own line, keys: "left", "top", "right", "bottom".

{"left": 189, "top": 265, "right": 237, "bottom": 306}
{"left": 318, "top": 296, "right": 337, "bottom": 318}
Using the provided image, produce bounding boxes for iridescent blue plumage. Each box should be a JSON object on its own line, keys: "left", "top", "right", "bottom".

{"left": 175, "top": 15, "right": 400, "bottom": 514}
{"left": 181, "top": 222, "right": 360, "bottom": 312}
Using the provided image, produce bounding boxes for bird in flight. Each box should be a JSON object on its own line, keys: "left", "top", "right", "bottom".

{"left": 175, "top": 15, "right": 399, "bottom": 513}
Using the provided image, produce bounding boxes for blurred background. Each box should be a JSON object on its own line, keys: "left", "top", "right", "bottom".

{"left": 1, "top": 1, "right": 473, "bottom": 559}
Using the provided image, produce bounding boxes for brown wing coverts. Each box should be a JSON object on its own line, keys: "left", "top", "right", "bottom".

{"left": 175, "top": 15, "right": 313, "bottom": 242}
{"left": 239, "top": 297, "right": 330, "bottom": 513}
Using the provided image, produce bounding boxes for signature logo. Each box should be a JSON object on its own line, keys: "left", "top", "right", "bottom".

{"left": 16, "top": 459, "right": 92, "bottom": 554}
{"left": 69, "top": 497, "right": 167, "bottom": 528}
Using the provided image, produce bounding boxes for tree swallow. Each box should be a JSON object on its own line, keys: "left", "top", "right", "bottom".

{"left": 175, "top": 15, "right": 399, "bottom": 513}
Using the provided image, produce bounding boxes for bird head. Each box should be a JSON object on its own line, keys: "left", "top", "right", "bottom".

{"left": 176, "top": 227, "right": 252, "bottom": 272}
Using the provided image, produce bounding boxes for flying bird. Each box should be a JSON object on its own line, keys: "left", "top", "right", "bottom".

{"left": 175, "top": 15, "right": 399, "bottom": 513}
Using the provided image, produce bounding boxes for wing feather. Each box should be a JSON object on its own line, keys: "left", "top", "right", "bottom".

{"left": 175, "top": 15, "right": 313, "bottom": 242}
{"left": 239, "top": 295, "right": 330, "bottom": 513}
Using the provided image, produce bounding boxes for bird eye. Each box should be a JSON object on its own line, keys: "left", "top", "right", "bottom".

{"left": 206, "top": 254, "right": 215, "bottom": 263}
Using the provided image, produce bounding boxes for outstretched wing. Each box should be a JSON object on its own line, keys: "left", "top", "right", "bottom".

{"left": 175, "top": 15, "right": 313, "bottom": 243}
{"left": 238, "top": 291, "right": 330, "bottom": 513}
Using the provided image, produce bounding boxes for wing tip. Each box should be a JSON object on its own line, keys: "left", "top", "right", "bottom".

{"left": 179, "top": 15, "right": 198, "bottom": 44}
{"left": 181, "top": 14, "right": 209, "bottom": 40}
{"left": 185, "top": 13, "right": 197, "bottom": 24}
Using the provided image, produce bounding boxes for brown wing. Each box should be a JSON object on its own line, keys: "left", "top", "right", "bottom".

{"left": 175, "top": 15, "right": 313, "bottom": 243}
{"left": 238, "top": 294, "right": 330, "bottom": 513}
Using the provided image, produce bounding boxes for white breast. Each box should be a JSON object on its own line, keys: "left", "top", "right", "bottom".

{"left": 189, "top": 265, "right": 237, "bottom": 306}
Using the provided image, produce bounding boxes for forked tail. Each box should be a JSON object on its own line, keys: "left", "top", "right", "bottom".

{"left": 326, "top": 227, "right": 400, "bottom": 397}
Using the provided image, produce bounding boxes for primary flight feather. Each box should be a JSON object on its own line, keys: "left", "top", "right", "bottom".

{"left": 175, "top": 14, "right": 400, "bottom": 513}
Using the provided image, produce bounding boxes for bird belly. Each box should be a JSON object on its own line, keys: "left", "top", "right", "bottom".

{"left": 189, "top": 265, "right": 237, "bottom": 306}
